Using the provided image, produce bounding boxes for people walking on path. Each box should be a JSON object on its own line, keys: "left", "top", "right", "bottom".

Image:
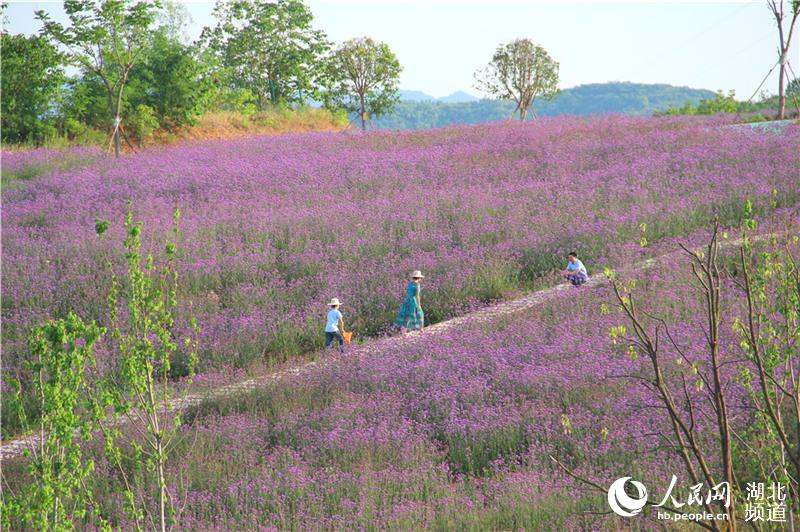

{"left": 324, "top": 298, "right": 347, "bottom": 353}
{"left": 395, "top": 270, "right": 425, "bottom": 332}
{"left": 562, "top": 252, "right": 589, "bottom": 286}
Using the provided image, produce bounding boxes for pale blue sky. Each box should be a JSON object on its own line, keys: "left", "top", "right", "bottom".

{"left": 4, "top": 0, "right": 798, "bottom": 99}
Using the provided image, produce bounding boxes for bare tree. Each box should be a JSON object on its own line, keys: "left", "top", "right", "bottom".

{"left": 554, "top": 214, "right": 799, "bottom": 529}
{"left": 607, "top": 219, "right": 736, "bottom": 531}
{"left": 474, "top": 38, "right": 559, "bottom": 121}
{"left": 767, "top": 0, "right": 800, "bottom": 119}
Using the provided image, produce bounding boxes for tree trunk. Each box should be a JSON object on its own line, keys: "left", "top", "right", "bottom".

{"left": 114, "top": 116, "right": 121, "bottom": 158}
{"left": 106, "top": 88, "right": 121, "bottom": 158}
{"left": 157, "top": 437, "right": 167, "bottom": 532}
{"left": 359, "top": 92, "right": 367, "bottom": 131}
{"left": 115, "top": 83, "right": 127, "bottom": 158}
{"left": 779, "top": 56, "right": 787, "bottom": 119}
{"left": 707, "top": 232, "right": 736, "bottom": 530}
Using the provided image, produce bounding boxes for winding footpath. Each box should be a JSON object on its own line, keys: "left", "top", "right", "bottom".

{"left": 0, "top": 233, "right": 767, "bottom": 461}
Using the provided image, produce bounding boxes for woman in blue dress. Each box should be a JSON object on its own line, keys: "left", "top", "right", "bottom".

{"left": 395, "top": 270, "right": 425, "bottom": 332}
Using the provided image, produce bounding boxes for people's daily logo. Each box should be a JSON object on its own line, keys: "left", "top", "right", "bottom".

{"left": 607, "top": 476, "right": 790, "bottom": 523}
{"left": 607, "top": 477, "right": 648, "bottom": 517}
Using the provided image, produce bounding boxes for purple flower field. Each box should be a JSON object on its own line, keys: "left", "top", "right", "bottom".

{"left": 1, "top": 116, "right": 799, "bottom": 528}
{"left": 2, "top": 116, "right": 798, "bottom": 383}
{"left": 19, "top": 237, "right": 789, "bottom": 530}
{"left": 1, "top": 145, "right": 104, "bottom": 187}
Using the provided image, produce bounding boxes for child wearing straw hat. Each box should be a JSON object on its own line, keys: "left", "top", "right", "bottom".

{"left": 324, "top": 298, "right": 347, "bottom": 353}
{"left": 394, "top": 270, "right": 425, "bottom": 332}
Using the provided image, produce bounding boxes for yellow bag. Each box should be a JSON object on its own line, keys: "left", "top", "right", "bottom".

{"left": 343, "top": 331, "right": 353, "bottom": 345}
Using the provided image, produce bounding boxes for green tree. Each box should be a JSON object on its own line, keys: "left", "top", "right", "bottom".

{"left": 661, "top": 89, "right": 738, "bottom": 116}
{"left": 787, "top": 76, "right": 800, "bottom": 99}
{"left": 475, "top": 38, "right": 559, "bottom": 121}
{"left": 57, "top": 75, "right": 111, "bottom": 141}
{"left": 734, "top": 205, "right": 800, "bottom": 519}
{"left": 200, "top": 0, "right": 329, "bottom": 109}
{"left": 1, "top": 314, "right": 108, "bottom": 531}
{"left": 695, "top": 90, "right": 738, "bottom": 114}
{"left": 97, "top": 207, "right": 199, "bottom": 532}
{"left": 131, "top": 31, "right": 215, "bottom": 130}
{"left": 324, "top": 37, "right": 402, "bottom": 131}
{"left": 37, "top": 0, "right": 161, "bottom": 157}
{"left": 0, "top": 32, "right": 64, "bottom": 144}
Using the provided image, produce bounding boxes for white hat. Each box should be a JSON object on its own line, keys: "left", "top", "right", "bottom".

{"left": 328, "top": 298, "right": 341, "bottom": 306}
{"left": 410, "top": 270, "right": 425, "bottom": 279}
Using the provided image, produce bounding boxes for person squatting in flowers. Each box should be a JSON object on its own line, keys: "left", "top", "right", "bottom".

{"left": 563, "top": 252, "right": 589, "bottom": 286}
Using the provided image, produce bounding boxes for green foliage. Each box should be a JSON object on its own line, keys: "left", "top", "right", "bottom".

{"left": 658, "top": 90, "right": 763, "bottom": 116}
{"left": 0, "top": 32, "right": 64, "bottom": 144}
{"left": 200, "top": 0, "right": 329, "bottom": 108}
{"left": 475, "top": 38, "right": 559, "bottom": 120}
{"left": 130, "top": 31, "right": 215, "bottom": 129}
{"left": 98, "top": 205, "right": 200, "bottom": 531}
{"left": 323, "top": 36, "right": 402, "bottom": 130}
{"left": 126, "top": 104, "right": 159, "bottom": 145}
{"left": 661, "top": 89, "right": 738, "bottom": 116}
{"left": 211, "top": 88, "right": 259, "bottom": 117}
{"left": 788, "top": 77, "right": 800, "bottom": 99}
{"left": 53, "top": 33, "right": 211, "bottom": 144}
{"left": 1, "top": 313, "right": 108, "bottom": 531}
{"left": 37, "top": 0, "right": 161, "bottom": 155}
{"left": 444, "top": 423, "right": 529, "bottom": 476}
{"left": 57, "top": 76, "right": 108, "bottom": 129}
{"left": 732, "top": 211, "right": 800, "bottom": 506}
{"left": 1, "top": 206, "right": 201, "bottom": 530}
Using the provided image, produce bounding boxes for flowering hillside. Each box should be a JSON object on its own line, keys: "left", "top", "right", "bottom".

{"left": 2, "top": 115, "right": 799, "bottom": 529}
{"left": 6, "top": 234, "right": 795, "bottom": 529}
{"left": 2, "top": 116, "right": 798, "bottom": 381}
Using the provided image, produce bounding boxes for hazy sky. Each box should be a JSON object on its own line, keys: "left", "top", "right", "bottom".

{"left": 4, "top": 0, "right": 799, "bottom": 98}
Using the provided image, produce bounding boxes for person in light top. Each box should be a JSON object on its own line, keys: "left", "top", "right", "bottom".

{"left": 562, "top": 252, "right": 589, "bottom": 286}
{"left": 324, "top": 298, "right": 347, "bottom": 353}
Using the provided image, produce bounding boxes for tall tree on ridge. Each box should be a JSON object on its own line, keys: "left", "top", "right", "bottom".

{"left": 37, "top": 0, "right": 161, "bottom": 157}
{"left": 324, "top": 37, "right": 402, "bottom": 131}
{"left": 475, "top": 38, "right": 559, "bottom": 121}
{"left": 200, "top": 0, "right": 329, "bottom": 108}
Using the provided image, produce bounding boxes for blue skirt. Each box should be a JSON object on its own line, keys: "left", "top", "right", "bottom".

{"left": 395, "top": 296, "right": 424, "bottom": 329}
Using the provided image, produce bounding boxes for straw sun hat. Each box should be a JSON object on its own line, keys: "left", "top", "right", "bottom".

{"left": 328, "top": 298, "right": 341, "bottom": 306}
{"left": 410, "top": 270, "right": 425, "bottom": 279}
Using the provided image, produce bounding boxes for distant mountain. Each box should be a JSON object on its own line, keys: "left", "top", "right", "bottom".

{"left": 398, "top": 89, "right": 480, "bottom": 102}
{"left": 398, "top": 89, "right": 436, "bottom": 101}
{"left": 537, "top": 82, "right": 716, "bottom": 116}
{"left": 439, "top": 90, "right": 480, "bottom": 103}
{"left": 364, "top": 82, "right": 717, "bottom": 129}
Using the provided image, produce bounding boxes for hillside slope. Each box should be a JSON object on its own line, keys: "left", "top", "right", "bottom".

{"left": 367, "top": 82, "right": 716, "bottom": 129}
